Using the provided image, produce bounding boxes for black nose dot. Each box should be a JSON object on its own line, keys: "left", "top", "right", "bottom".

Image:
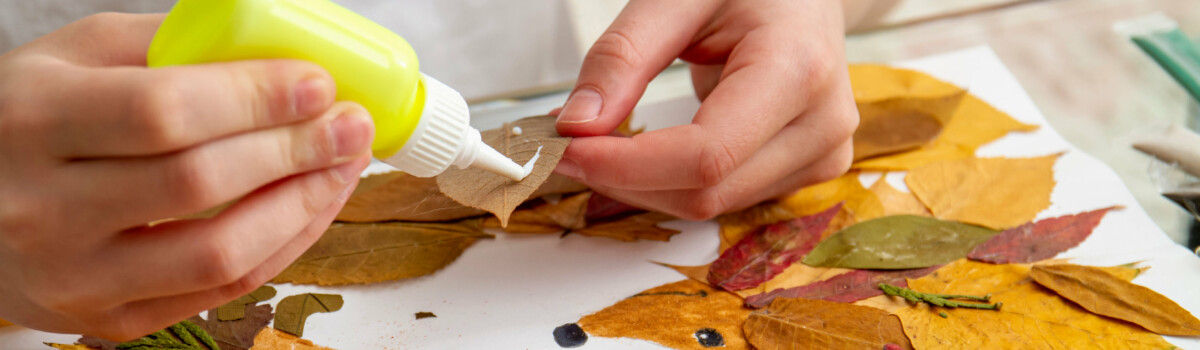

{"left": 553, "top": 323, "right": 587, "bottom": 348}
{"left": 695, "top": 328, "right": 724, "bottom": 347}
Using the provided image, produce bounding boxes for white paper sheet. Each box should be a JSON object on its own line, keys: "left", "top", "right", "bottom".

{"left": 4, "top": 46, "right": 1198, "bottom": 350}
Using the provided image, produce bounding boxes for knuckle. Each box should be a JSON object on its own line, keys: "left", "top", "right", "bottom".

{"left": 587, "top": 30, "right": 644, "bottom": 70}
{"left": 678, "top": 190, "right": 729, "bottom": 221}
{"left": 697, "top": 141, "right": 739, "bottom": 187}
{"left": 71, "top": 12, "right": 127, "bottom": 35}
{"left": 194, "top": 237, "right": 244, "bottom": 287}
{"left": 165, "top": 151, "right": 221, "bottom": 211}
{"left": 130, "top": 74, "right": 189, "bottom": 149}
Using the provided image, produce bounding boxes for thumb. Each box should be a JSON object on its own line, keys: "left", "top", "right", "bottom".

{"left": 556, "top": 0, "right": 722, "bottom": 137}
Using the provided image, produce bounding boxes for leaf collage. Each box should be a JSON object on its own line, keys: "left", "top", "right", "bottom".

{"left": 32, "top": 65, "right": 1199, "bottom": 349}
{"left": 571, "top": 65, "right": 1200, "bottom": 349}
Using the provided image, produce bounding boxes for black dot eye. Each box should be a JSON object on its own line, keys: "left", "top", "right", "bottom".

{"left": 553, "top": 323, "right": 587, "bottom": 348}
{"left": 695, "top": 328, "right": 724, "bottom": 347}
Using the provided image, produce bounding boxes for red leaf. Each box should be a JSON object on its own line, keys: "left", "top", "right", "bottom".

{"left": 744, "top": 266, "right": 941, "bottom": 308}
{"left": 968, "top": 207, "right": 1117, "bottom": 264}
{"left": 707, "top": 203, "right": 842, "bottom": 292}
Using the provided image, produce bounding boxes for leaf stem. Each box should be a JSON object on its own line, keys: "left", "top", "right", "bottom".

{"left": 879, "top": 283, "right": 1002, "bottom": 310}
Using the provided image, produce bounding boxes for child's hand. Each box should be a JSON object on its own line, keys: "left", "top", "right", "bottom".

{"left": 555, "top": 0, "right": 857, "bottom": 220}
{"left": 0, "top": 13, "right": 373, "bottom": 340}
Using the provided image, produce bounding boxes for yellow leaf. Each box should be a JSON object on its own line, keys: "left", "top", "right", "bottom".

{"left": 868, "top": 178, "right": 931, "bottom": 217}
{"left": 745, "top": 298, "right": 913, "bottom": 350}
{"left": 250, "top": 327, "right": 336, "bottom": 350}
{"left": 853, "top": 95, "right": 1040, "bottom": 171}
{"left": 893, "top": 260, "right": 1175, "bottom": 349}
{"left": 715, "top": 202, "right": 797, "bottom": 253}
{"left": 849, "top": 64, "right": 964, "bottom": 103}
{"left": 852, "top": 83, "right": 964, "bottom": 160}
{"left": 1030, "top": 263, "right": 1200, "bottom": 336}
{"left": 272, "top": 221, "right": 492, "bottom": 285}
{"left": 906, "top": 154, "right": 1059, "bottom": 230}
{"left": 578, "top": 279, "right": 751, "bottom": 350}
{"left": 44, "top": 344, "right": 97, "bottom": 350}
{"left": 0, "top": 317, "right": 10, "bottom": 327}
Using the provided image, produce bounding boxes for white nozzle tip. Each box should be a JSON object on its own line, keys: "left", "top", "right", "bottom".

{"left": 471, "top": 144, "right": 528, "bottom": 181}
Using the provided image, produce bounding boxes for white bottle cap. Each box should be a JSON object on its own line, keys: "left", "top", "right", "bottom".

{"left": 382, "top": 73, "right": 527, "bottom": 181}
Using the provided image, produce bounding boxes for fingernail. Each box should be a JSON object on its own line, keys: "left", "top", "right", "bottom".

{"left": 294, "top": 78, "right": 333, "bottom": 116}
{"left": 557, "top": 88, "right": 602, "bottom": 124}
{"left": 555, "top": 158, "right": 584, "bottom": 179}
{"left": 330, "top": 109, "right": 374, "bottom": 159}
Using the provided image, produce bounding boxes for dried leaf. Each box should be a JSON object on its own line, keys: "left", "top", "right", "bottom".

{"left": 853, "top": 90, "right": 965, "bottom": 161}
{"left": 745, "top": 266, "right": 942, "bottom": 308}
{"left": 577, "top": 279, "right": 751, "bottom": 350}
{"left": 708, "top": 204, "right": 841, "bottom": 291}
{"left": 249, "top": 328, "right": 334, "bottom": 350}
{"left": 274, "top": 294, "right": 343, "bottom": 338}
{"left": 849, "top": 64, "right": 965, "bottom": 103}
{"left": 337, "top": 172, "right": 484, "bottom": 222}
{"left": 484, "top": 192, "right": 592, "bottom": 233}
{"left": 216, "top": 286, "right": 277, "bottom": 321}
{"left": 718, "top": 173, "right": 882, "bottom": 253}
{"left": 654, "top": 262, "right": 710, "bottom": 283}
{"left": 907, "top": 154, "right": 1059, "bottom": 230}
{"left": 189, "top": 303, "right": 275, "bottom": 350}
{"left": 853, "top": 95, "right": 1040, "bottom": 171}
{"left": 803, "top": 215, "right": 998, "bottom": 269}
{"left": 893, "top": 260, "right": 1174, "bottom": 349}
{"left": 415, "top": 312, "right": 437, "bottom": 320}
{"left": 437, "top": 116, "right": 571, "bottom": 227}
{"left": 1030, "top": 263, "right": 1200, "bottom": 336}
{"left": 744, "top": 297, "right": 913, "bottom": 350}
{"left": 658, "top": 262, "right": 854, "bottom": 300}
{"left": 570, "top": 212, "right": 680, "bottom": 242}
{"left": 273, "top": 221, "right": 491, "bottom": 285}
{"left": 868, "top": 178, "right": 931, "bottom": 217}
{"left": 715, "top": 202, "right": 797, "bottom": 253}
{"left": 45, "top": 344, "right": 96, "bottom": 350}
{"left": 969, "top": 207, "right": 1117, "bottom": 264}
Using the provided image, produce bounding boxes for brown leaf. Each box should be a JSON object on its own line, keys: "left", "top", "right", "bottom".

{"left": 853, "top": 90, "right": 965, "bottom": 161}
{"left": 577, "top": 279, "right": 752, "bottom": 350}
{"left": 0, "top": 317, "right": 10, "bottom": 327}
{"left": 892, "top": 260, "right": 1174, "bottom": 349}
{"left": 744, "top": 297, "right": 913, "bottom": 350}
{"left": 1030, "top": 263, "right": 1200, "bottom": 336}
{"left": 969, "top": 207, "right": 1118, "bottom": 264}
{"left": 852, "top": 91, "right": 1040, "bottom": 171}
{"left": 190, "top": 303, "right": 275, "bottom": 350}
{"left": 708, "top": 204, "right": 841, "bottom": 291}
{"left": 484, "top": 192, "right": 592, "bottom": 233}
{"left": 906, "top": 155, "right": 1059, "bottom": 230}
{"left": 654, "top": 262, "right": 710, "bottom": 284}
{"left": 437, "top": 115, "right": 571, "bottom": 227}
{"left": 584, "top": 192, "right": 644, "bottom": 221}
{"left": 274, "top": 294, "right": 343, "bottom": 338}
{"left": 570, "top": 212, "right": 680, "bottom": 242}
{"left": 273, "top": 221, "right": 492, "bottom": 285}
{"left": 249, "top": 328, "right": 335, "bottom": 350}
{"left": 337, "top": 172, "right": 484, "bottom": 222}
{"left": 216, "top": 286, "right": 277, "bottom": 321}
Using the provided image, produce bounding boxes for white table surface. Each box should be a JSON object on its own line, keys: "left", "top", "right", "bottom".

{"left": 3, "top": 46, "right": 1198, "bottom": 350}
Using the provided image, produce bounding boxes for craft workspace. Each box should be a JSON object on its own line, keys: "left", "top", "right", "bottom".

{"left": 1, "top": 0, "right": 1200, "bottom": 349}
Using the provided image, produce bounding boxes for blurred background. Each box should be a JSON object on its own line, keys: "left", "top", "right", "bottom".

{"left": 2, "top": 0, "right": 1198, "bottom": 249}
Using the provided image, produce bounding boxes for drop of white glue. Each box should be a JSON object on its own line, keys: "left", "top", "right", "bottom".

{"left": 511, "top": 126, "right": 523, "bottom": 136}
{"left": 520, "top": 145, "right": 542, "bottom": 178}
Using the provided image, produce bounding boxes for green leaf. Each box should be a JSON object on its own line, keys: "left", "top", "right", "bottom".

{"left": 802, "top": 215, "right": 998, "bottom": 269}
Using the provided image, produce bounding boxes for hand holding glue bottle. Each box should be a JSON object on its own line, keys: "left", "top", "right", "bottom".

{"left": 151, "top": 0, "right": 529, "bottom": 180}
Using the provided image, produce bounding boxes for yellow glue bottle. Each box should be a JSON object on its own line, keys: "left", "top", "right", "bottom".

{"left": 148, "top": 0, "right": 528, "bottom": 180}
